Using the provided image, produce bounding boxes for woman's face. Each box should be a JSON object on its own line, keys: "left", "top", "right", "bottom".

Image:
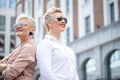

{"left": 49, "top": 12, "right": 67, "bottom": 33}
{"left": 14, "top": 19, "right": 34, "bottom": 39}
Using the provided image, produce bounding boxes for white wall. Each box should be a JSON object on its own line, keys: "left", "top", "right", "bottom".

{"left": 60, "top": 0, "right": 74, "bottom": 43}
{"left": 78, "top": 0, "right": 94, "bottom": 38}
{"left": 34, "top": 0, "right": 44, "bottom": 43}
{"left": 103, "top": 0, "right": 119, "bottom": 26}
{"left": 47, "top": 0, "right": 55, "bottom": 10}
{"left": 0, "top": 1, "right": 15, "bottom": 56}
{"left": 24, "top": 0, "right": 32, "bottom": 16}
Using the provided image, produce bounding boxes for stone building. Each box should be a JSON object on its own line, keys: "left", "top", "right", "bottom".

{"left": 0, "top": 0, "right": 16, "bottom": 79}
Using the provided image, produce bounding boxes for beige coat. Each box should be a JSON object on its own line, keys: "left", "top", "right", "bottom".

{"left": 0, "top": 39, "right": 36, "bottom": 80}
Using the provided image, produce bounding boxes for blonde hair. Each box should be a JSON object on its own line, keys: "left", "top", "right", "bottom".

{"left": 43, "top": 7, "right": 62, "bottom": 31}
{"left": 16, "top": 14, "right": 36, "bottom": 28}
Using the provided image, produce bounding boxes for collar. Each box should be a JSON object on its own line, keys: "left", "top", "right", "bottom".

{"left": 21, "top": 39, "right": 34, "bottom": 46}
{"left": 45, "top": 34, "right": 66, "bottom": 44}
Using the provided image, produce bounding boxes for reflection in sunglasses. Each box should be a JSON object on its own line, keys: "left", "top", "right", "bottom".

{"left": 57, "top": 16, "right": 67, "bottom": 23}
{"left": 13, "top": 22, "right": 27, "bottom": 28}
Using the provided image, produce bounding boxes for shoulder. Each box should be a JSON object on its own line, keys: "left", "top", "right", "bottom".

{"left": 22, "top": 41, "right": 37, "bottom": 51}
{"left": 26, "top": 40, "right": 36, "bottom": 46}
{"left": 37, "top": 38, "right": 52, "bottom": 47}
{"left": 66, "top": 46, "right": 75, "bottom": 53}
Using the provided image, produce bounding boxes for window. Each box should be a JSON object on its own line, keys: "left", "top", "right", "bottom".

{"left": 66, "top": 0, "right": 70, "bottom": 14}
{"left": 0, "top": 16, "right": 5, "bottom": 31}
{"left": 86, "top": 59, "right": 97, "bottom": 80}
{"left": 0, "top": 56, "right": 4, "bottom": 60}
{"left": 66, "top": 27, "right": 70, "bottom": 43}
{"left": 85, "top": 16, "right": 91, "bottom": 34}
{"left": 0, "top": 0, "right": 6, "bottom": 8}
{"left": 28, "top": 1, "right": 31, "bottom": 15}
{"left": 47, "top": 0, "right": 54, "bottom": 10}
{"left": 10, "top": 35, "right": 15, "bottom": 53}
{"left": 38, "top": 17, "right": 41, "bottom": 33}
{"left": 38, "top": 0, "right": 41, "bottom": 6}
{"left": 17, "top": 4, "right": 22, "bottom": 16}
{"left": 110, "top": 3, "right": 115, "bottom": 23}
{"left": 9, "top": 0, "right": 16, "bottom": 9}
{"left": 84, "top": 0, "right": 89, "bottom": 3}
{"left": 110, "top": 50, "right": 120, "bottom": 62}
{"left": 0, "top": 34, "right": 5, "bottom": 53}
{"left": 11, "top": 17, "right": 15, "bottom": 31}
{"left": 110, "top": 50, "right": 120, "bottom": 79}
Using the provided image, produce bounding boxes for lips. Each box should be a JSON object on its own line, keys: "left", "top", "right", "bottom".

{"left": 15, "top": 29, "right": 23, "bottom": 32}
{"left": 60, "top": 24, "right": 65, "bottom": 28}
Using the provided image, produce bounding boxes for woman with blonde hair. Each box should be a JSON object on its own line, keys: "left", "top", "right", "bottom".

{"left": 0, "top": 14, "right": 36, "bottom": 80}
{"left": 36, "top": 7, "right": 79, "bottom": 80}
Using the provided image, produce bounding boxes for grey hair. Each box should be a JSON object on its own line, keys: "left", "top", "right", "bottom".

{"left": 43, "top": 7, "right": 62, "bottom": 31}
{"left": 16, "top": 14, "right": 36, "bottom": 28}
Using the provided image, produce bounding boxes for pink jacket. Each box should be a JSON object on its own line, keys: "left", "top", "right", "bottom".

{"left": 1, "top": 39, "right": 37, "bottom": 80}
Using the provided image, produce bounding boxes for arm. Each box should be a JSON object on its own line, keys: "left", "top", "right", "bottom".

{"left": 74, "top": 55, "right": 79, "bottom": 80}
{"left": 0, "top": 50, "right": 16, "bottom": 73}
{"left": 0, "top": 57, "right": 9, "bottom": 73}
{"left": 0, "top": 64, "right": 6, "bottom": 73}
{"left": 2, "top": 45, "right": 36, "bottom": 80}
{"left": 74, "top": 70, "right": 79, "bottom": 80}
{"left": 70, "top": 49, "right": 79, "bottom": 80}
{"left": 0, "top": 47, "right": 20, "bottom": 64}
{"left": 36, "top": 41, "right": 58, "bottom": 80}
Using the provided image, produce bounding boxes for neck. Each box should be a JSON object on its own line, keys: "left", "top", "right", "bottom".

{"left": 49, "top": 31, "right": 61, "bottom": 40}
{"left": 20, "top": 36, "right": 32, "bottom": 45}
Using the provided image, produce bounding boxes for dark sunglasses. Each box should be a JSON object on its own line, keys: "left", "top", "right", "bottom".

{"left": 13, "top": 22, "right": 27, "bottom": 28}
{"left": 57, "top": 16, "right": 67, "bottom": 23}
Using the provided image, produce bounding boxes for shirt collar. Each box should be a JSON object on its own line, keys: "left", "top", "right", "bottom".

{"left": 45, "top": 34, "right": 66, "bottom": 44}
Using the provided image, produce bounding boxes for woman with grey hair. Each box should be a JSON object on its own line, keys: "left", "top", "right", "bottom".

{"left": 36, "top": 7, "right": 79, "bottom": 80}
{"left": 0, "top": 14, "right": 36, "bottom": 80}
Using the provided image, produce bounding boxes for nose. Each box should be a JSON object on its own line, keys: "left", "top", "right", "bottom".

{"left": 15, "top": 26, "right": 22, "bottom": 30}
{"left": 15, "top": 26, "right": 20, "bottom": 29}
{"left": 61, "top": 19, "right": 66, "bottom": 23}
{"left": 62, "top": 18, "right": 67, "bottom": 24}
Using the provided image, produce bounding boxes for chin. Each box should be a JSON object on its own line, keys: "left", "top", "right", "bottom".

{"left": 60, "top": 29, "right": 65, "bottom": 32}
{"left": 59, "top": 27, "right": 65, "bottom": 31}
{"left": 16, "top": 34, "right": 20, "bottom": 38}
{"left": 61, "top": 28, "right": 65, "bottom": 31}
{"left": 15, "top": 33, "right": 22, "bottom": 38}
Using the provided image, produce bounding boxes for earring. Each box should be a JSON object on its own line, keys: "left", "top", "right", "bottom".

{"left": 29, "top": 32, "right": 33, "bottom": 35}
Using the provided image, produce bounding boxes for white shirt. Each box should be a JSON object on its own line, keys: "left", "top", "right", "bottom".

{"left": 36, "top": 34, "right": 79, "bottom": 80}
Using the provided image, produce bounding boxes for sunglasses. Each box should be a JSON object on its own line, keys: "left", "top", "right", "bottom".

{"left": 13, "top": 22, "right": 27, "bottom": 28}
{"left": 57, "top": 16, "right": 67, "bottom": 23}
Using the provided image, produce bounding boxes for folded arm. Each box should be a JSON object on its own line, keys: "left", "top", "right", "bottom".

{"left": 2, "top": 45, "right": 36, "bottom": 80}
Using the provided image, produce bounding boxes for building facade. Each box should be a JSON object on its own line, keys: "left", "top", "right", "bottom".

{"left": 74, "top": 0, "right": 120, "bottom": 80}
{"left": 0, "top": 0, "right": 16, "bottom": 59}
{"left": 15, "top": 0, "right": 120, "bottom": 80}
{"left": 70, "top": 20, "right": 120, "bottom": 80}
{"left": 0, "top": 0, "right": 16, "bottom": 79}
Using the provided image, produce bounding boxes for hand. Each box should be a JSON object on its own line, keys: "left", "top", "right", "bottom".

{"left": 0, "top": 64, "right": 6, "bottom": 73}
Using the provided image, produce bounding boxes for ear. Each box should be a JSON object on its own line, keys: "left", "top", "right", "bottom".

{"left": 47, "top": 21, "right": 51, "bottom": 27}
{"left": 31, "top": 27, "right": 35, "bottom": 33}
{"left": 47, "top": 21, "right": 52, "bottom": 29}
